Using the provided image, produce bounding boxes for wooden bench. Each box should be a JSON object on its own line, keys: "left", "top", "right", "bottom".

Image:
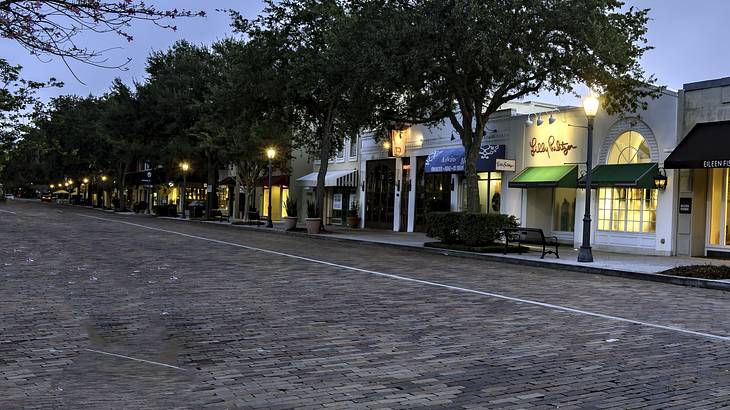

{"left": 503, "top": 227, "right": 560, "bottom": 259}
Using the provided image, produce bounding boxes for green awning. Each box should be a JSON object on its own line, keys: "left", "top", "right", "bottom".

{"left": 578, "top": 163, "right": 659, "bottom": 189}
{"left": 509, "top": 165, "right": 578, "bottom": 188}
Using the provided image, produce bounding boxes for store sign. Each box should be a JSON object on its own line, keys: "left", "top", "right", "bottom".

{"left": 333, "top": 193, "right": 343, "bottom": 210}
{"left": 424, "top": 145, "right": 506, "bottom": 173}
{"left": 530, "top": 136, "right": 577, "bottom": 159}
{"left": 495, "top": 159, "right": 516, "bottom": 172}
{"left": 679, "top": 197, "right": 692, "bottom": 214}
{"left": 703, "top": 160, "right": 730, "bottom": 168}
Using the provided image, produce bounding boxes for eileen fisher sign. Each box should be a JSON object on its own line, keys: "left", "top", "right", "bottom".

{"left": 530, "top": 136, "right": 577, "bottom": 159}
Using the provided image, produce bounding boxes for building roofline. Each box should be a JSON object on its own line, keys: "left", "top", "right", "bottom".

{"left": 684, "top": 77, "right": 730, "bottom": 92}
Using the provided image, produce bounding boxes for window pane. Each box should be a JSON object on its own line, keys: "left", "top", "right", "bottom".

{"left": 554, "top": 188, "right": 576, "bottom": 232}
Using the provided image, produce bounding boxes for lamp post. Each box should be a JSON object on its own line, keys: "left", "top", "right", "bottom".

{"left": 265, "top": 147, "right": 276, "bottom": 228}
{"left": 180, "top": 162, "right": 190, "bottom": 219}
{"left": 578, "top": 94, "right": 600, "bottom": 263}
{"left": 83, "top": 177, "right": 90, "bottom": 205}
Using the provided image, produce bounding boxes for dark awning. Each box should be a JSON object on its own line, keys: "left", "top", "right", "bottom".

{"left": 665, "top": 121, "right": 730, "bottom": 169}
{"left": 509, "top": 165, "right": 578, "bottom": 188}
{"left": 578, "top": 163, "right": 660, "bottom": 189}
{"left": 424, "top": 145, "right": 505, "bottom": 173}
{"left": 259, "top": 175, "right": 289, "bottom": 187}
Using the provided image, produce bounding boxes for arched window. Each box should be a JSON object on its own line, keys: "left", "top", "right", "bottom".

{"left": 598, "top": 130, "right": 657, "bottom": 234}
{"left": 608, "top": 131, "right": 651, "bottom": 165}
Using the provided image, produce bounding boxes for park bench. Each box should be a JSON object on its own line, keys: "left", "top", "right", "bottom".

{"left": 503, "top": 227, "right": 560, "bottom": 259}
{"left": 247, "top": 209, "right": 262, "bottom": 225}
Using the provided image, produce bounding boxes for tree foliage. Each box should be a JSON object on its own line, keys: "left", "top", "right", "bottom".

{"left": 1, "top": 0, "right": 205, "bottom": 73}
{"left": 367, "top": 0, "right": 658, "bottom": 212}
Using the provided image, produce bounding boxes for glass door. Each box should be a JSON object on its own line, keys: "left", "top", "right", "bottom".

{"left": 365, "top": 159, "right": 396, "bottom": 229}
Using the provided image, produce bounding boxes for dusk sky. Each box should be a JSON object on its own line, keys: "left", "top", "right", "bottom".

{"left": 3, "top": 0, "right": 729, "bottom": 105}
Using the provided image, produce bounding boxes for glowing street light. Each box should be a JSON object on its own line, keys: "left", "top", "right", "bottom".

{"left": 577, "top": 93, "right": 600, "bottom": 263}
{"left": 180, "top": 162, "right": 190, "bottom": 218}
{"left": 265, "top": 147, "right": 276, "bottom": 228}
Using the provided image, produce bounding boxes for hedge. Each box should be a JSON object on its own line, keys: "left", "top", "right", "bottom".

{"left": 153, "top": 204, "right": 178, "bottom": 217}
{"left": 426, "top": 212, "right": 518, "bottom": 246}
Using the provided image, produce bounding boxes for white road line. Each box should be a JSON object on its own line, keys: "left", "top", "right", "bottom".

{"left": 0, "top": 209, "right": 17, "bottom": 215}
{"left": 78, "top": 213, "right": 730, "bottom": 343}
{"left": 84, "top": 348, "right": 187, "bottom": 371}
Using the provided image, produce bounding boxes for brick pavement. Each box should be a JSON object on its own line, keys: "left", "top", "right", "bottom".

{"left": 1, "top": 200, "right": 729, "bottom": 408}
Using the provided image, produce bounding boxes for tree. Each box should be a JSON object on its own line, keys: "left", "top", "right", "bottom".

{"left": 210, "top": 38, "right": 292, "bottom": 221}
{"left": 138, "top": 40, "right": 222, "bottom": 217}
{"left": 1, "top": 1, "right": 204, "bottom": 75}
{"left": 236, "top": 0, "right": 378, "bottom": 222}
{"left": 369, "top": 0, "right": 658, "bottom": 212}
{"left": 0, "top": 58, "right": 61, "bottom": 176}
{"left": 100, "top": 79, "right": 144, "bottom": 210}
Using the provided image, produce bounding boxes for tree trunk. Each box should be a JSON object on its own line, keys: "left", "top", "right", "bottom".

{"left": 205, "top": 153, "right": 218, "bottom": 218}
{"left": 315, "top": 128, "right": 331, "bottom": 225}
{"left": 233, "top": 176, "right": 241, "bottom": 220}
{"left": 243, "top": 186, "right": 254, "bottom": 222}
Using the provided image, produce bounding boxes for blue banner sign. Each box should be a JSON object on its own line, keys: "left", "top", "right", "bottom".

{"left": 425, "top": 144, "right": 505, "bottom": 173}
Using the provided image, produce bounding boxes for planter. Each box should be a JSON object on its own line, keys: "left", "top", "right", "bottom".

{"left": 346, "top": 216, "right": 360, "bottom": 228}
{"left": 284, "top": 216, "right": 298, "bottom": 231}
{"left": 305, "top": 218, "right": 322, "bottom": 234}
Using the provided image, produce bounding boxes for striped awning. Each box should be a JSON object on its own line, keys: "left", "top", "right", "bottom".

{"left": 297, "top": 170, "right": 358, "bottom": 188}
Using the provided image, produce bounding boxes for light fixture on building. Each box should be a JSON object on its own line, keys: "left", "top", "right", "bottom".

{"left": 83, "top": 178, "right": 89, "bottom": 184}
{"left": 525, "top": 114, "right": 533, "bottom": 126}
{"left": 50, "top": 184, "right": 55, "bottom": 189}
{"left": 536, "top": 114, "right": 544, "bottom": 126}
{"left": 451, "top": 133, "right": 456, "bottom": 141}
{"left": 101, "top": 175, "right": 108, "bottom": 182}
{"left": 653, "top": 168, "right": 668, "bottom": 190}
{"left": 548, "top": 113, "right": 556, "bottom": 124}
{"left": 168, "top": 182, "right": 174, "bottom": 187}
{"left": 383, "top": 141, "right": 391, "bottom": 150}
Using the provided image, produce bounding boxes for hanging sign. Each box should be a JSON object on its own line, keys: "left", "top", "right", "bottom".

{"left": 495, "top": 159, "right": 516, "bottom": 172}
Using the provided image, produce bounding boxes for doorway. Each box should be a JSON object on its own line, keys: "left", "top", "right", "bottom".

{"left": 365, "top": 159, "right": 396, "bottom": 229}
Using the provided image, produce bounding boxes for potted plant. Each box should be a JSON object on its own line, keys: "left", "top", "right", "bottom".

{"left": 346, "top": 201, "right": 360, "bottom": 228}
{"left": 305, "top": 200, "right": 321, "bottom": 234}
{"left": 284, "top": 197, "right": 298, "bottom": 231}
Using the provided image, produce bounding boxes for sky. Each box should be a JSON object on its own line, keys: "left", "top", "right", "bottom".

{"left": 3, "top": 0, "right": 730, "bottom": 105}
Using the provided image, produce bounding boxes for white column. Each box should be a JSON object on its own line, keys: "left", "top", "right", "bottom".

{"left": 393, "top": 157, "right": 403, "bottom": 231}
{"left": 359, "top": 161, "right": 366, "bottom": 228}
{"left": 407, "top": 155, "right": 417, "bottom": 232}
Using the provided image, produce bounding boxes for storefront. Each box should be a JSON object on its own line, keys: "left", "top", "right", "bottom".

{"left": 261, "top": 175, "right": 290, "bottom": 222}
{"left": 296, "top": 169, "right": 358, "bottom": 225}
{"left": 506, "top": 90, "right": 678, "bottom": 254}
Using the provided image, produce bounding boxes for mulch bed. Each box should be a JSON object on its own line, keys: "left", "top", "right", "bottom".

{"left": 425, "top": 242, "right": 528, "bottom": 254}
{"left": 661, "top": 265, "right": 730, "bottom": 280}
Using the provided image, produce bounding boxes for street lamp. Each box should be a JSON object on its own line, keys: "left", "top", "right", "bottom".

{"left": 180, "top": 162, "right": 190, "bottom": 219}
{"left": 265, "top": 147, "right": 276, "bottom": 228}
{"left": 578, "top": 93, "right": 600, "bottom": 263}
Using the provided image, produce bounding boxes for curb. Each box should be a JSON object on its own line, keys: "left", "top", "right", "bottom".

{"left": 195, "top": 219, "right": 730, "bottom": 293}
{"left": 73, "top": 204, "right": 730, "bottom": 293}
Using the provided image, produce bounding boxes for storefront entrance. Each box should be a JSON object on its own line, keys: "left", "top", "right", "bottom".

{"left": 365, "top": 159, "right": 396, "bottom": 229}
{"left": 415, "top": 156, "right": 451, "bottom": 232}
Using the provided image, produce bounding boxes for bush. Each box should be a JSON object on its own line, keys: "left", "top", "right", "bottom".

{"left": 284, "top": 197, "right": 298, "bottom": 218}
{"left": 426, "top": 212, "right": 518, "bottom": 246}
{"left": 153, "top": 204, "right": 178, "bottom": 217}
{"left": 306, "top": 200, "right": 317, "bottom": 218}
{"left": 132, "top": 201, "right": 148, "bottom": 213}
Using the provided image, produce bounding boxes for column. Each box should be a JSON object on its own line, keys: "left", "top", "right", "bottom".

{"left": 450, "top": 174, "right": 459, "bottom": 211}
{"left": 393, "top": 157, "right": 403, "bottom": 231}
{"left": 407, "top": 155, "right": 417, "bottom": 232}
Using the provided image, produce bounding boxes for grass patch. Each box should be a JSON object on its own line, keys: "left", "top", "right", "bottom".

{"left": 425, "top": 242, "right": 528, "bottom": 254}
{"left": 661, "top": 265, "right": 730, "bottom": 280}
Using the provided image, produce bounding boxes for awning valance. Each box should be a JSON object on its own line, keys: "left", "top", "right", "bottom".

{"left": 260, "top": 175, "right": 289, "bottom": 187}
{"left": 509, "top": 165, "right": 578, "bottom": 188}
{"left": 297, "top": 170, "right": 358, "bottom": 188}
{"left": 665, "top": 120, "right": 730, "bottom": 169}
{"left": 425, "top": 145, "right": 506, "bottom": 173}
{"left": 578, "top": 163, "right": 660, "bottom": 189}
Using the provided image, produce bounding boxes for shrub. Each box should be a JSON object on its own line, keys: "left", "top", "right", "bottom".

{"left": 284, "top": 197, "right": 298, "bottom": 218}
{"left": 348, "top": 201, "right": 359, "bottom": 218}
{"left": 306, "top": 200, "right": 317, "bottom": 218}
{"left": 426, "top": 212, "right": 518, "bottom": 246}
{"left": 133, "top": 201, "right": 148, "bottom": 213}
{"left": 153, "top": 204, "right": 178, "bottom": 217}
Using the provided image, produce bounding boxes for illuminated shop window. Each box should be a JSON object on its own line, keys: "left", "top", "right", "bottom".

{"left": 597, "top": 131, "right": 657, "bottom": 233}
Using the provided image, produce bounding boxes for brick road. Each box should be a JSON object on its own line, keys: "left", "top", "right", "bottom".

{"left": 1, "top": 200, "right": 729, "bottom": 409}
